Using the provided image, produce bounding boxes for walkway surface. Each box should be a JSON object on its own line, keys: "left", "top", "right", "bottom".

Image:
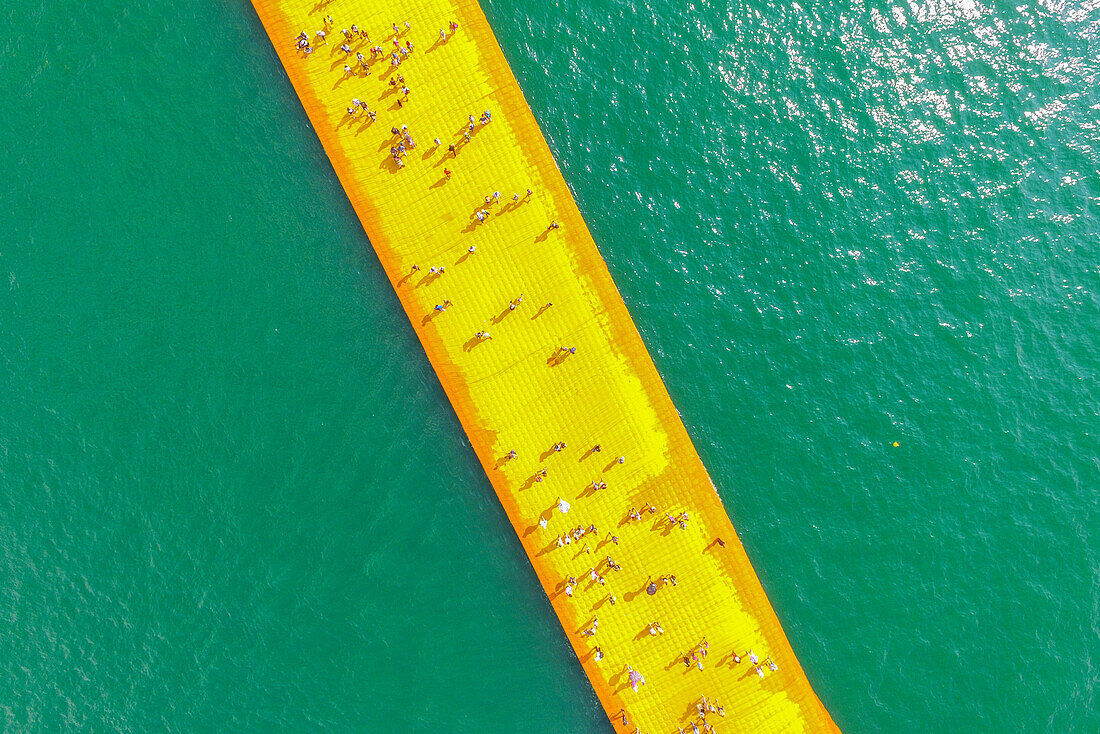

{"left": 250, "top": 1, "right": 840, "bottom": 731}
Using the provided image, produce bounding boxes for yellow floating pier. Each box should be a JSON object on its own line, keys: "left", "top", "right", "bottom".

{"left": 251, "top": 1, "right": 840, "bottom": 731}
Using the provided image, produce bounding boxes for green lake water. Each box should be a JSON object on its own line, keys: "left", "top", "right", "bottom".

{"left": 2, "top": 0, "right": 1097, "bottom": 730}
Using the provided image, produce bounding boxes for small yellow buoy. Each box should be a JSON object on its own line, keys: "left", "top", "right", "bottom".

{"left": 892, "top": 442, "right": 900, "bottom": 447}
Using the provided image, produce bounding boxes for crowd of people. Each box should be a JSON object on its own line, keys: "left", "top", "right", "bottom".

{"left": 291, "top": 8, "right": 775, "bottom": 733}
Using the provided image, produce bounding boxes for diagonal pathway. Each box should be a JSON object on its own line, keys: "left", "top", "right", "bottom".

{"left": 250, "top": 1, "right": 840, "bottom": 731}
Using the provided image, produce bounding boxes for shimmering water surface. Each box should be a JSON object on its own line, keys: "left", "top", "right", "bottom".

{"left": 2, "top": 0, "right": 1098, "bottom": 731}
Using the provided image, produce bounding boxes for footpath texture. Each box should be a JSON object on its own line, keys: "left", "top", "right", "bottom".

{"left": 250, "top": 1, "right": 840, "bottom": 731}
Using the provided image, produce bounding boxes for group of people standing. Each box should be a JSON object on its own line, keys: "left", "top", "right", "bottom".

{"left": 292, "top": 8, "right": 774, "bottom": 733}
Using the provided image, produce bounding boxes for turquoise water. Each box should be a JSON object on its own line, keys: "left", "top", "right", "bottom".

{"left": 2, "top": 0, "right": 1097, "bottom": 731}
